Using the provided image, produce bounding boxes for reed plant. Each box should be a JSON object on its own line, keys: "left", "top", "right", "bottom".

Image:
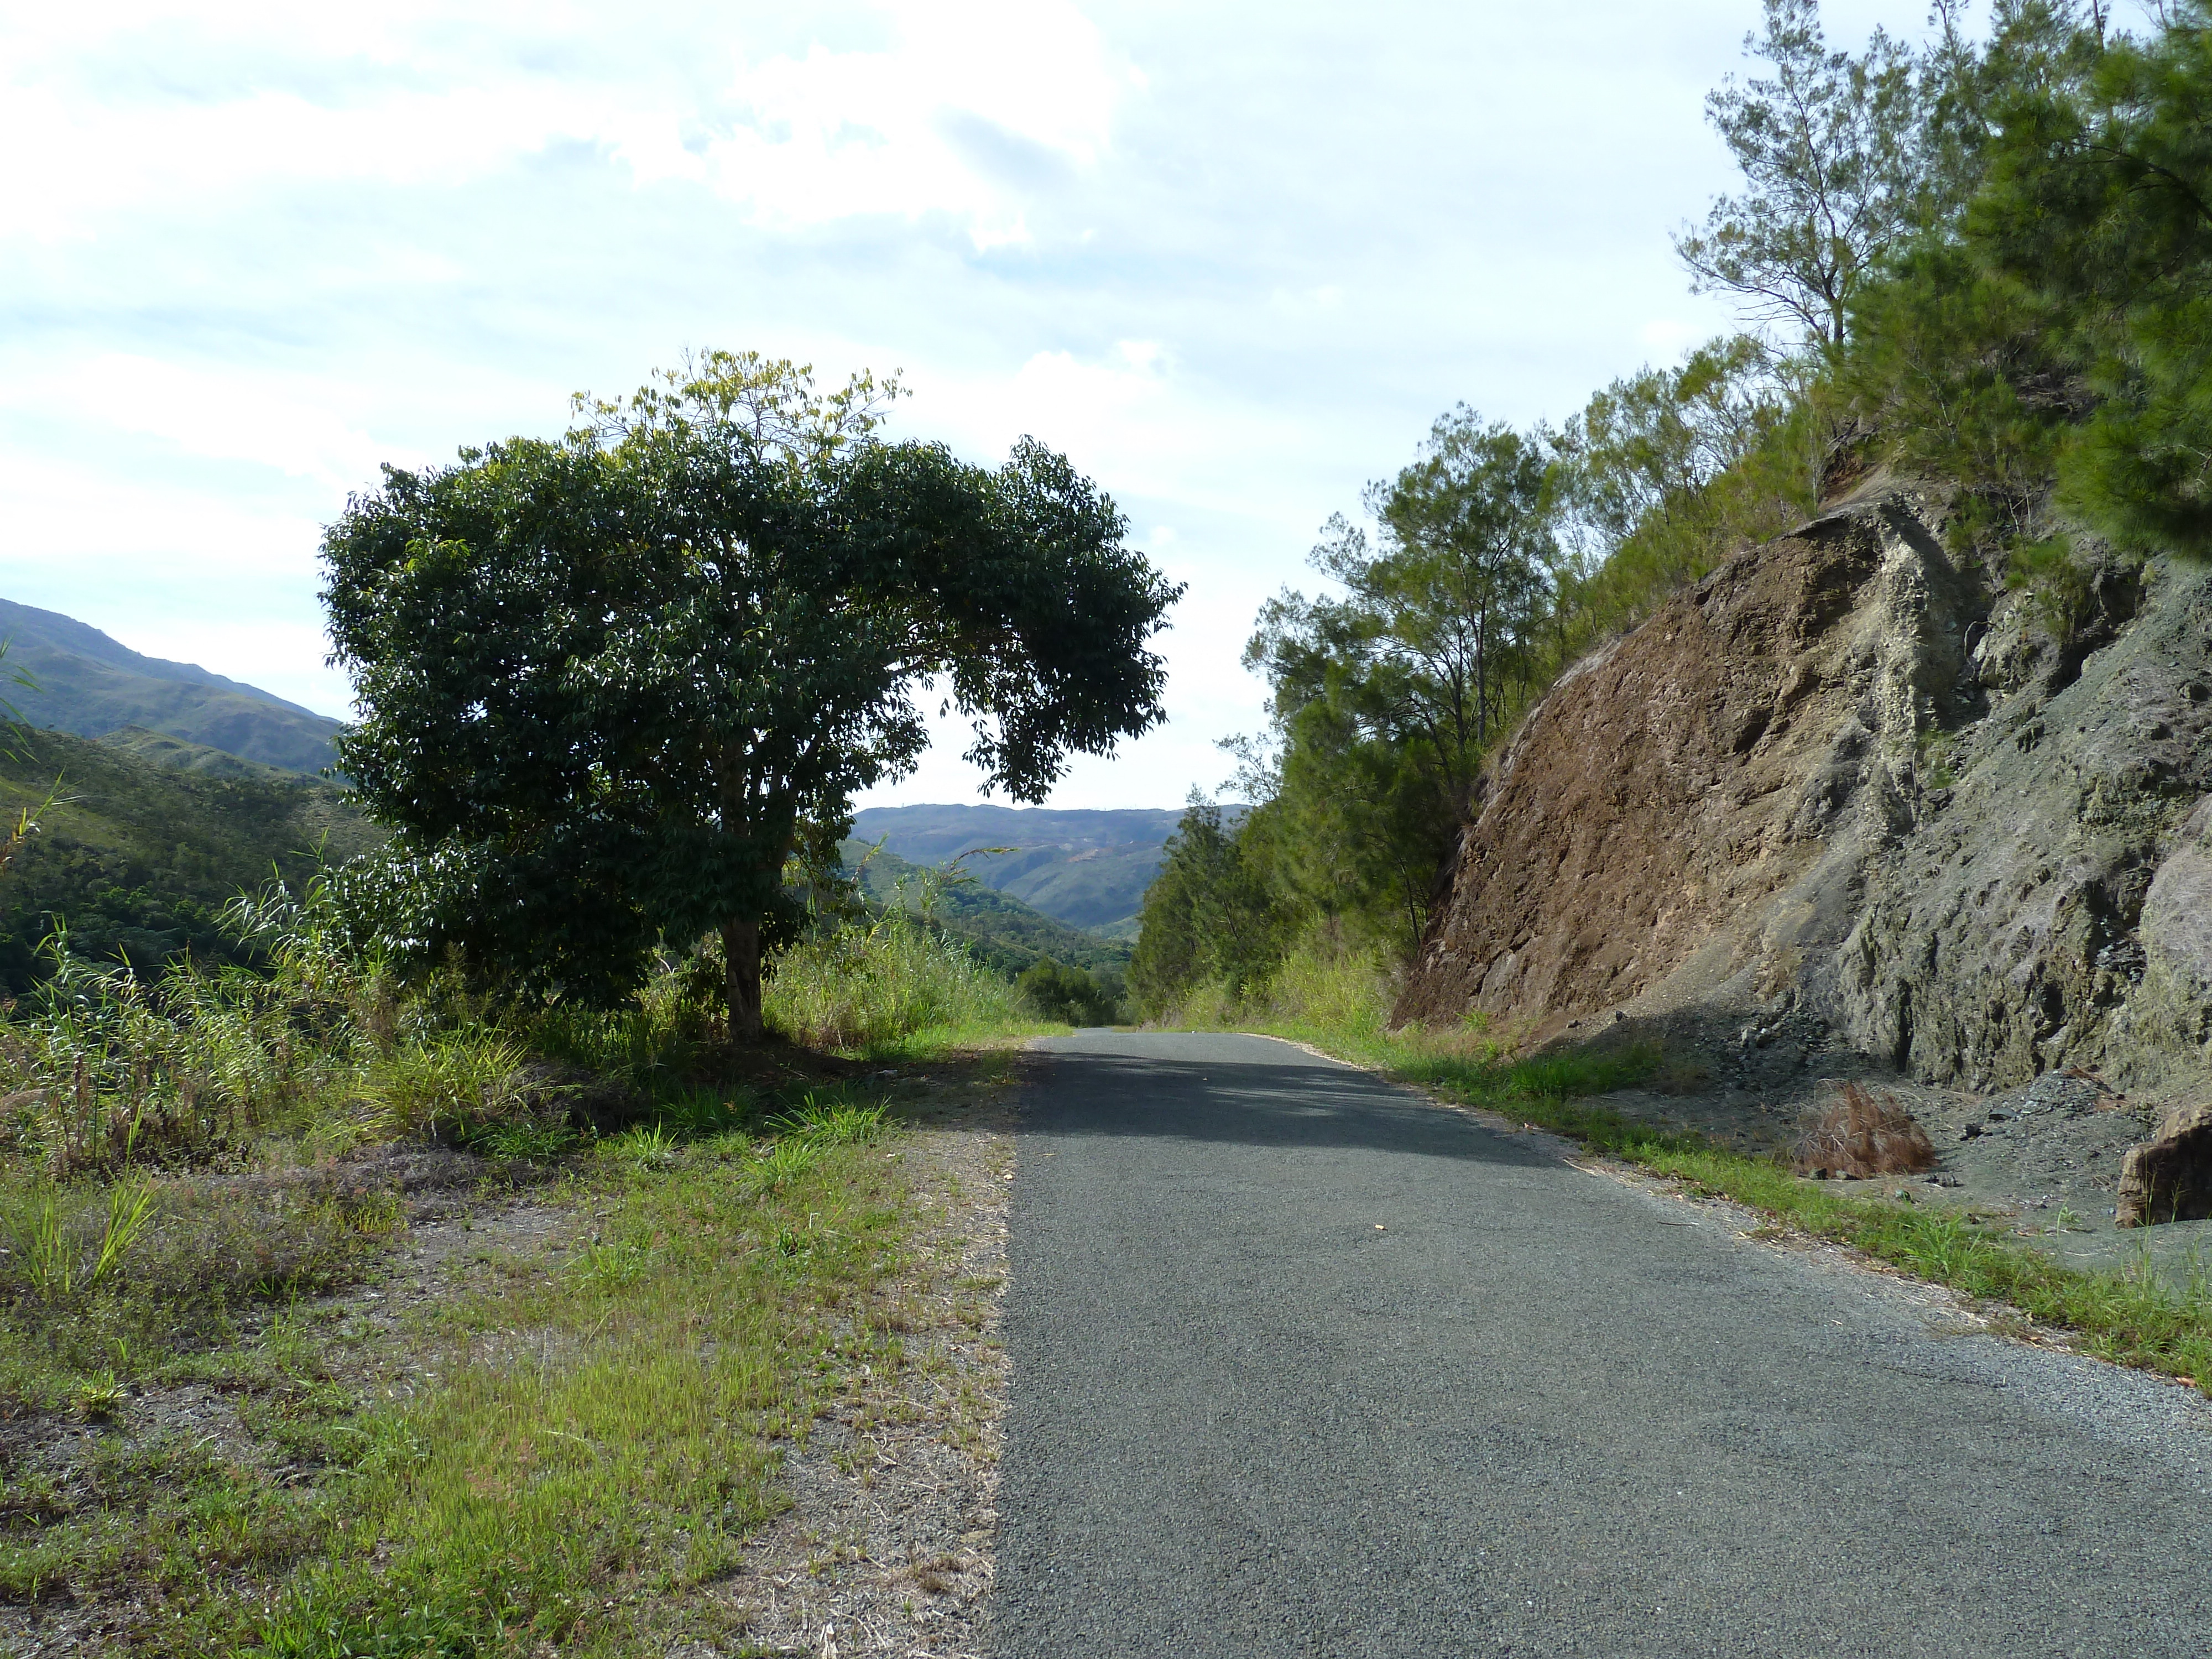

{"left": 766, "top": 910, "right": 1021, "bottom": 1052}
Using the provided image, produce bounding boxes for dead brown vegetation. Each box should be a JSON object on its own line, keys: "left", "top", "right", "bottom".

{"left": 1794, "top": 1082, "right": 1935, "bottom": 1180}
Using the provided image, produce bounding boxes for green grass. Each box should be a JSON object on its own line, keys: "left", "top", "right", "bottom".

{"left": 1, "top": 1093, "right": 919, "bottom": 1656}
{"left": 765, "top": 912, "right": 1027, "bottom": 1052}
{"left": 1167, "top": 941, "right": 2212, "bottom": 1397}
{"left": 0, "top": 781, "right": 1055, "bottom": 1651}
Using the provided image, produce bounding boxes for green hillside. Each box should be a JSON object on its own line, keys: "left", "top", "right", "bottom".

{"left": 96, "top": 724, "right": 301, "bottom": 779}
{"left": 0, "top": 727, "right": 382, "bottom": 991}
{"left": 0, "top": 597, "right": 343, "bottom": 774}
{"left": 842, "top": 841, "right": 1133, "bottom": 980}
{"left": 849, "top": 804, "right": 1197, "bottom": 932}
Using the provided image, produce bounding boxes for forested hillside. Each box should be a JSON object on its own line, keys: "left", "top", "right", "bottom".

{"left": 1134, "top": 0, "right": 2212, "bottom": 1077}
{"left": 0, "top": 597, "right": 342, "bottom": 774}
{"left": 850, "top": 804, "right": 1187, "bottom": 933}
{"left": 841, "top": 840, "right": 1133, "bottom": 980}
{"left": 0, "top": 727, "right": 380, "bottom": 990}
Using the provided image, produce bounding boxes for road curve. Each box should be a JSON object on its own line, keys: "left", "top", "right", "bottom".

{"left": 988, "top": 1031, "right": 2212, "bottom": 1658}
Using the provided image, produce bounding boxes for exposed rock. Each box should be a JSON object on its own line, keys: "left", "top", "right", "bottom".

{"left": 2116, "top": 1094, "right": 2212, "bottom": 1228}
{"left": 2107, "top": 797, "right": 2212, "bottom": 1092}
{"left": 1397, "top": 482, "right": 2212, "bottom": 1101}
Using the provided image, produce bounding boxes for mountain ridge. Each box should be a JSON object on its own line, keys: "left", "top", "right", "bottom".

{"left": 0, "top": 597, "right": 343, "bottom": 775}
{"left": 849, "top": 803, "right": 1198, "bottom": 933}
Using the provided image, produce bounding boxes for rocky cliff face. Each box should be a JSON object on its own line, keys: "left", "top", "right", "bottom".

{"left": 1397, "top": 480, "right": 2212, "bottom": 1099}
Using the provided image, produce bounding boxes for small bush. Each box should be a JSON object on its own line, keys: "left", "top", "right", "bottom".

{"left": 1015, "top": 957, "right": 1118, "bottom": 1026}
{"left": 1503, "top": 1049, "right": 1659, "bottom": 1102}
{"left": 603, "top": 1124, "right": 678, "bottom": 1173}
{"left": 1141, "top": 936, "right": 1395, "bottom": 1035}
{"left": 0, "top": 1180, "right": 155, "bottom": 1303}
{"left": 1794, "top": 1082, "right": 1936, "bottom": 1179}
{"left": 766, "top": 914, "right": 1018, "bottom": 1051}
{"left": 745, "top": 1138, "right": 825, "bottom": 1195}
{"left": 361, "top": 1032, "right": 530, "bottom": 1141}
{"left": 766, "top": 1090, "right": 889, "bottom": 1149}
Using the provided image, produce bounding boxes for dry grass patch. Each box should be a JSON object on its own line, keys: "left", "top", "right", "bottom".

{"left": 1793, "top": 1082, "right": 1936, "bottom": 1180}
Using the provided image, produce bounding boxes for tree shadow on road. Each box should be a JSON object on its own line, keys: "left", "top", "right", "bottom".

{"left": 1020, "top": 1036, "right": 1556, "bottom": 1168}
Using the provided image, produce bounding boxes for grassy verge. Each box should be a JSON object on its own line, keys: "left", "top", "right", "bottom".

{"left": 0, "top": 860, "right": 1047, "bottom": 1653}
{"left": 1, "top": 1087, "right": 941, "bottom": 1656}
{"left": 1161, "top": 944, "right": 2212, "bottom": 1396}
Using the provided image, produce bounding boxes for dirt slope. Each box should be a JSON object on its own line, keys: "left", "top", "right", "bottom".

{"left": 1398, "top": 481, "right": 2212, "bottom": 1103}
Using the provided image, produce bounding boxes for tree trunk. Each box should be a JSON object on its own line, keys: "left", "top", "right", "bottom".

{"left": 722, "top": 917, "right": 764, "bottom": 1044}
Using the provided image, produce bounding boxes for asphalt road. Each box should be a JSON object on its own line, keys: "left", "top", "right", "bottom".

{"left": 988, "top": 1031, "right": 2212, "bottom": 1658}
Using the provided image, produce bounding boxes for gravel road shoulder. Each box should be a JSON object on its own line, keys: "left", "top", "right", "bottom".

{"left": 700, "top": 1068, "right": 1019, "bottom": 1659}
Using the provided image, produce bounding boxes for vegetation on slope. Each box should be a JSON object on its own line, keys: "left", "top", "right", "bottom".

{"left": 1136, "top": 0, "right": 2212, "bottom": 1017}
{"left": 844, "top": 840, "right": 1133, "bottom": 981}
{"left": 0, "top": 728, "right": 381, "bottom": 994}
{"left": 851, "top": 804, "right": 1187, "bottom": 932}
{"left": 0, "top": 597, "right": 342, "bottom": 775}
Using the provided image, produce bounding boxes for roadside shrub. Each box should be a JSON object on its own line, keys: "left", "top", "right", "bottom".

{"left": 1140, "top": 937, "right": 1392, "bottom": 1036}
{"left": 1794, "top": 1082, "right": 1936, "bottom": 1179}
{"left": 1504, "top": 1049, "right": 1661, "bottom": 1102}
{"left": 523, "top": 961, "right": 714, "bottom": 1090}
{"left": 360, "top": 1032, "right": 530, "bottom": 1141}
{"left": 1015, "top": 957, "right": 1118, "bottom": 1026}
{"left": 131, "top": 1179, "right": 400, "bottom": 1306}
{"left": 766, "top": 914, "right": 1018, "bottom": 1050}
{"left": 766, "top": 1090, "right": 889, "bottom": 1149}
{"left": 1262, "top": 942, "right": 1394, "bottom": 1037}
{"left": 0, "top": 1180, "right": 155, "bottom": 1303}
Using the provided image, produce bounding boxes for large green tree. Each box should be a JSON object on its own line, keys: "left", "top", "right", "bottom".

{"left": 1234, "top": 412, "right": 1556, "bottom": 951}
{"left": 323, "top": 352, "right": 1180, "bottom": 1038}
{"left": 1547, "top": 333, "right": 1811, "bottom": 631}
{"left": 1968, "top": 2, "right": 2212, "bottom": 552}
{"left": 1676, "top": 0, "right": 1938, "bottom": 348}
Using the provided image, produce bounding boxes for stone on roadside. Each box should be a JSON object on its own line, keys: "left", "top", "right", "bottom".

{"left": 2115, "top": 1094, "right": 2212, "bottom": 1227}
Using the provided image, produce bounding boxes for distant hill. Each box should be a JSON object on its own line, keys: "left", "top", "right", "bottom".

{"left": 0, "top": 597, "right": 343, "bottom": 775}
{"left": 96, "top": 725, "right": 300, "bottom": 779}
{"left": 849, "top": 804, "right": 1194, "bottom": 933}
{"left": 841, "top": 841, "right": 1131, "bottom": 979}
{"left": 0, "top": 727, "right": 381, "bottom": 991}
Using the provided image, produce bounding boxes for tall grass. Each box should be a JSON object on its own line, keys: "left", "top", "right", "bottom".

{"left": 0, "top": 864, "right": 1035, "bottom": 1647}
{"left": 0, "top": 869, "right": 1032, "bottom": 1383}
{"left": 766, "top": 911, "right": 1022, "bottom": 1052}
{"left": 0, "top": 878, "right": 679, "bottom": 1407}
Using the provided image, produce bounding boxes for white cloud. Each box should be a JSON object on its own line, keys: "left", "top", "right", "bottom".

{"left": 0, "top": 451, "right": 322, "bottom": 580}
{"left": 58, "top": 354, "right": 406, "bottom": 490}
{"left": 103, "top": 616, "right": 352, "bottom": 718}
{"left": 697, "top": 1, "right": 1138, "bottom": 247}
{"left": 1, "top": 81, "right": 603, "bottom": 241}
{"left": 1, "top": 0, "right": 1924, "bottom": 809}
{"left": 1640, "top": 318, "right": 1711, "bottom": 359}
{"left": 0, "top": 0, "right": 1139, "bottom": 251}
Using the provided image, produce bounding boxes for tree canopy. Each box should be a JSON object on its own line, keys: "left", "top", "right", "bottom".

{"left": 1674, "top": 0, "right": 1939, "bottom": 348}
{"left": 1137, "top": 0, "right": 2212, "bottom": 1019}
{"left": 324, "top": 352, "right": 1181, "bottom": 1036}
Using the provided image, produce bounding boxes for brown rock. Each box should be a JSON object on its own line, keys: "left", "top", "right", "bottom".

{"left": 1395, "top": 479, "right": 2212, "bottom": 1093}
{"left": 2116, "top": 1094, "right": 2212, "bottom": 1227}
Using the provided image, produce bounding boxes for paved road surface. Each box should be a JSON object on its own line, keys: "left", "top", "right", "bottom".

{"left": 989, "top": 1032, "right": 2212, "bottom": 1657}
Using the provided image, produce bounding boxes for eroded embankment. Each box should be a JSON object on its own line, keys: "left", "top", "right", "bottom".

{"left": 1398, "top": 480, "right": 2211, "bottom": 1235}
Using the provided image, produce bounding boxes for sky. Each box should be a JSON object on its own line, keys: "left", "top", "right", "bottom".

{"left": 0, "top": 0, "right": 1938, "bottom": 811}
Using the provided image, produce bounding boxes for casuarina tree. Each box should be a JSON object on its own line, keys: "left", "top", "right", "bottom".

{"left": 322, "top": 351, "right": 1181, "bottom": 1038}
